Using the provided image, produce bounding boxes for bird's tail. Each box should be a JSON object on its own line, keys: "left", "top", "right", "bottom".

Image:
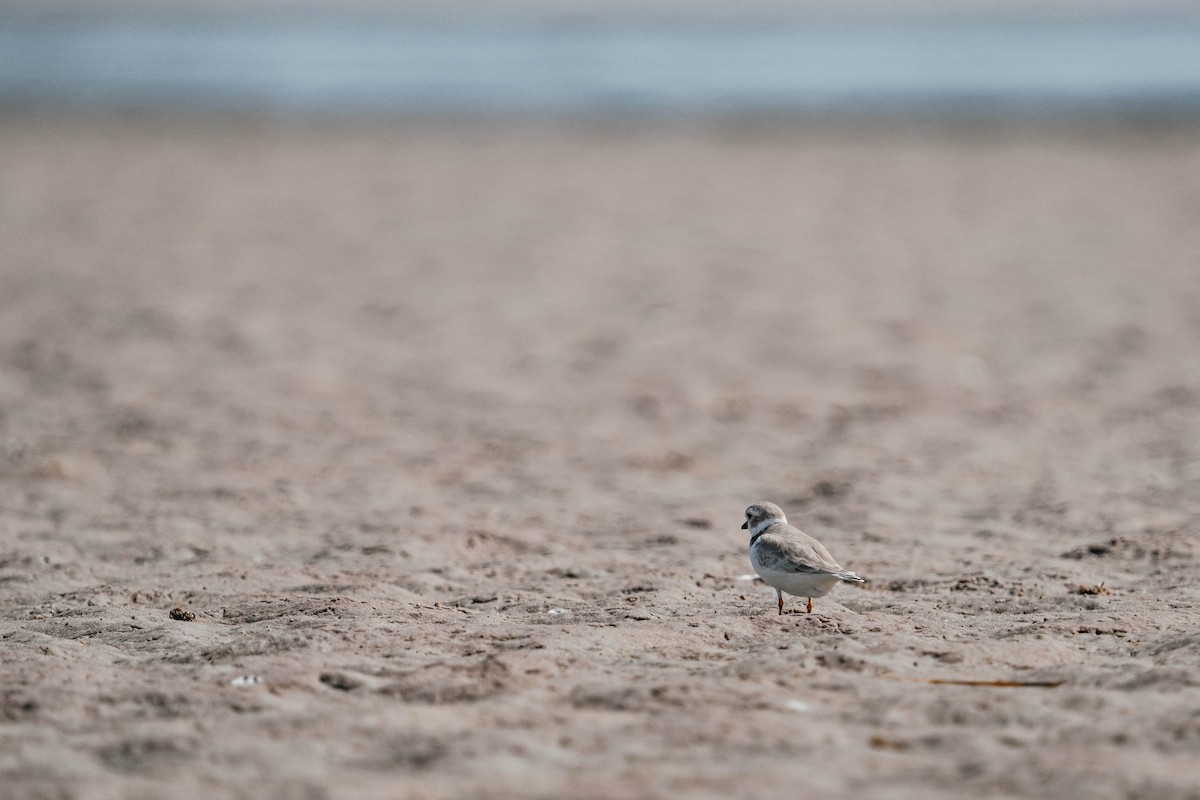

{"left": 837, "top": 570, "right": 865, "bottom": 583}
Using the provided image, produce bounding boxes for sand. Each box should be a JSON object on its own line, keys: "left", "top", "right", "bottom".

{"left": 1, "top": 114, "right": 1199, "bottom": 800}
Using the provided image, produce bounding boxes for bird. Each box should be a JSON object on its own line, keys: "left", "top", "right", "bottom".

{"left": 743, "top": 501, "right": 864, "bottom": 614}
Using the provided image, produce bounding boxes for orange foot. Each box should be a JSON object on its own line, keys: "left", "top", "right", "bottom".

{"left": 806, "top": 597, "right": 814, "bottom": 614}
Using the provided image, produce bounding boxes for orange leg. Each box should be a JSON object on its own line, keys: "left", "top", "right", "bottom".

{"left": 806, "top": 597, "right": 813, "bottom": 614}
{"left": 777, "top": 591, "right": 784, "bottom": 615}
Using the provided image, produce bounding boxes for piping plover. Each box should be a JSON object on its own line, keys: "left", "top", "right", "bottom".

{"left": 743, "top": 501, "right": 864, "bottom": 614}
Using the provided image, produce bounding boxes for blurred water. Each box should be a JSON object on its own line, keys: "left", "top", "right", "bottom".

{"left": 2, "top": 11, "right": 1200, "bottom": 115}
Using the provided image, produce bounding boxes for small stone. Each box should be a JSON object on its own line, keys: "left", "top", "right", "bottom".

{"left": 169, "top": 607, "right": 195, "bottom": 622}
{"left": 319, "top": 672, "right": 362, "bottom": 691}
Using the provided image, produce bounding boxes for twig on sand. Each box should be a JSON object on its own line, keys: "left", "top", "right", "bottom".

{"left": 888, "top": 675, "right": 1063, "bottom": 688}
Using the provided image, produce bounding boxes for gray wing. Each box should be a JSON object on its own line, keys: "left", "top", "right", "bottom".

{"left": 755, "top": 527, "right": 865, "bottom": 582}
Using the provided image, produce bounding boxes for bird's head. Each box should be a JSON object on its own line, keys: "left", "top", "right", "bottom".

{"left": 742, "top": 501, "right": 786, "bottom": 534}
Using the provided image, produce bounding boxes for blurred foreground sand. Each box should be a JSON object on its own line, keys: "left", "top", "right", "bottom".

{"left": 1, "top": 115, "right": 1199, "bottom": 799}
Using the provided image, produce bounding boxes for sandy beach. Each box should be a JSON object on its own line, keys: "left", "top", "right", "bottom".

{"left": 1, "top": 114, "right": 1199, "bottom": 799}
